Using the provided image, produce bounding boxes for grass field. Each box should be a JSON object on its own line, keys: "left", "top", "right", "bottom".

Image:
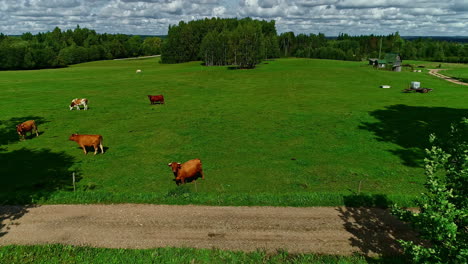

{"left": 0, "top": 244, "right": 404, "bottom": 264}
{"left": 441, "top": 67, "right": 468, "bottom": 83}
{"left": 1, "top": 58, "right": 467, "bottom": 206}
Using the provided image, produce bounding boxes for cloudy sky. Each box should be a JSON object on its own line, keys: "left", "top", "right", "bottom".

{"left": 1, "top": 0, "right": 467, "bottom": 36}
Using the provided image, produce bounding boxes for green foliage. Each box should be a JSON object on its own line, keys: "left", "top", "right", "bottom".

{"left": 0, "top": 26, "right": 157, "bottom": 70}
{"left": 233, "top": 22, "right": 265, "bottom": 68}
{"left": 282, "top": 32, "right": 468, "bottom": 63}
{"left": 161, "top": 17, "right": 275, "bottom": 68}
{"left": 141, "top": 37, "right": 162, "bottom": 56}
{"left": 393, "top": 118, "right": 468, "bottom": 264}
{"left": 200, "top": 30, "right": 229, "bottom": 66}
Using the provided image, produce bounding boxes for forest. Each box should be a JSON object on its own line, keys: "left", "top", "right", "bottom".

{"left": 0, "top": 26, "right": 162, "bottom": 70}
{"left": 161, "top": 18, "right": 468, "bottom": 67}
{"left": 283, "top": 32, "right": 468, "bottom": 63}
{"left": 1, "top": 18, "right": 468, "bottom": 70}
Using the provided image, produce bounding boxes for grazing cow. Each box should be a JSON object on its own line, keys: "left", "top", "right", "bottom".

{"left": 136, "top": 69, "right": 142, "bottom": 73}
{"left": 168, "top": 158, "right": 204, "bottom": 185}
{"left": 69, "top": 134, "right": 104, "bottom": 155}
{"left": 147, "top": 95, "right": 165, "bottom": 105}
{"left": 70, "top": 98, "right": 88, "bottom": 110}
{"left": 16, "top": 120, "right": 39, "bottom": 140}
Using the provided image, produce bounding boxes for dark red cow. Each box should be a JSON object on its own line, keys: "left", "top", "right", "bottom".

{"left": 147, "top": 95, "right": 164, "bottom": 104}
{"left": 168, "top": 158, "right": 204, "bottom": 185}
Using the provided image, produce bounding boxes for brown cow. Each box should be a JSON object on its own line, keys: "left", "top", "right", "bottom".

{"left": 147, "top": 95, "right": 164, "bottom": 105}
{"left": 168, "top": 158, "right": 204, "bottom": 185}
{"left": 69, "top": 134, "right": 104, "bottom": 155}
{"left": 16, "top": 120, "right": 39, "bottom": 140}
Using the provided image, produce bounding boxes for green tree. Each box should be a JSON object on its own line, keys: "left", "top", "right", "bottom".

{"left": 278, "top": 32, "right": 295, "bottom": 57}
{"left": 234, "top": 23, "right": 264, "bottom": 68}
{"left": 141, "top": 37, "right": 162, "bottom": 55}
{"left": 393, "top": 118, "right": 468, "bottom": 264}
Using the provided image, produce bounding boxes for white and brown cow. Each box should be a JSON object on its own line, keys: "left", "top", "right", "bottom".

{"left": 69, "top": 98, "right": 88, "bottom": 110}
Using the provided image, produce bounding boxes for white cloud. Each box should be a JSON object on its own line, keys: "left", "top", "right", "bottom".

{"left": 0, "top": 0, "right": 466, "bottom": 36}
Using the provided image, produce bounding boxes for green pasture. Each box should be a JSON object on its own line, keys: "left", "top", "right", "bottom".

{"left": 1, "top": 58, "right": 467, "bottom": 206}
{"left": 441, "top": 67, "right": 468, "bottom": 83}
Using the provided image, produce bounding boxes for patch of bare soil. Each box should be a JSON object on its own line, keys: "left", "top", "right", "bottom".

{"left": 0, "top": 204, "right": 417, "bottom": 256}
{"left": 428, "top": 69, "right": 468, "bottom": 86}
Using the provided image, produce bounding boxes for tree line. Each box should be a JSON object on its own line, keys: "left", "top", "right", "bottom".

{"left": 0, "top": 26, "right": 162, "bottom": 70}
{"left": 2, "top": 19, "right": 468, "bottom": 70}
{"left": 162, "top": 18, "right": 468, "bottom": 67}
{"left": 280, "top": 32, "right": 468, "bottom": 63}
{"left": 161, "top": 17, "right": 279, "bottom": 68}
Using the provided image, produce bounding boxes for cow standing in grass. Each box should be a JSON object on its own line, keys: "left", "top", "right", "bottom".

{"left": 168, "top": 159, "right": 204, "bottom": 185}
{"left": 16, "top": 120, "right": 39, "bottom": 140}
{"left": 148, "top": 95, "right": 164, "bottom": 105}
{"left": 70, "top": 98, "right": 88, "bottom": 110}
{"left": 69, "top": 134, "right": 104, "bottom": 155}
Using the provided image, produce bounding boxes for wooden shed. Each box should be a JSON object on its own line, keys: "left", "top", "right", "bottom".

{"left": 384, "top": 53, "right": 402, "bottom": 72}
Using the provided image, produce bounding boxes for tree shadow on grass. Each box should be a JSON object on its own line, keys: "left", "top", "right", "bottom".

{"left": 338, "top": 194, "right": 421, "bottom": 260}
{"left": 0, "top": 116, "right": 49, "bottom": 145}
{"left": 0, "top": 148, "right": 79, "bottom": 204}
{"left": 0, "top": 148, "right": 79, "bottom": 237}
{"left": 0, "top": 115, "right": 79, "bottom": 237}
{"left": 359, "top": 104, "right": 468, "bottom": 167}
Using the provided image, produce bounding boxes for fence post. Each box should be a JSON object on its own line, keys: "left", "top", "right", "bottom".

{"left": 72, "top": 172, "right": 76, "bottom": 192}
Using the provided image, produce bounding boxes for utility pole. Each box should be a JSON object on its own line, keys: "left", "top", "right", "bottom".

{"left": 379, "top": 38, "right": 382, "bottom": 59}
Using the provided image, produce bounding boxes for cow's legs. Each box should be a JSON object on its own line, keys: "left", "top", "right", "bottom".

{"left": 80, "top": 145, "right": 87, "bottom": 154}
{"left": 93, "top": 145, "right": 98, "bottom": 155}
{"left": 99, "top": 143, "right": 104, "bottom": 154}
{"left": 84, "top": 104, "right": 88, "bottom": 110}
{"left": 35, "top": 127, "right": 39, "bottom": 137}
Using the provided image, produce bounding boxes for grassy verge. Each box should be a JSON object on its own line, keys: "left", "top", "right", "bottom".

{"left": 0, "top": 189, "right": 417, "bottom": 208}
{"left": 0, "top": 244, "right": 406, "bottom": 264}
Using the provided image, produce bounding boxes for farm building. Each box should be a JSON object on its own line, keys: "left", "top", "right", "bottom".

{"left": 378, "top": 53, "right": 402, "bottom": 71}
{"left": 368, "top": 53, "right": 402, "bottom": 71}
{"left": 368, "top": 58, "right": 378, "bottom": 66}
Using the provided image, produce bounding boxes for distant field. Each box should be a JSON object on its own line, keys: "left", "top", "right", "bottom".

{"left": 1, "top": 58, "right": 467, "bottom": 206}
{"left": 441, "top": 67, "right": 468, "bottom": 83}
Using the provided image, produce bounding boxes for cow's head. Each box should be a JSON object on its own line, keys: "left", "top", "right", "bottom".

{"left": 168, "top": 162, "right": 182, "bottom": 177}
{"left": 69, "top": 134, "right": 79, "bottom": 141}
{"left": 70, "top": 98, "right": 78, "bottom": 110}
{"left": 16, "top": 124, "right": 24, "bottom": 134}
{"left": 16, "top": 124, "right": 25, "bottom": 140}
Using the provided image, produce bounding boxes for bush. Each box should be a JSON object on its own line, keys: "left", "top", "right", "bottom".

{"left": 393, "top": 118, "right": 468, "bottom": 264}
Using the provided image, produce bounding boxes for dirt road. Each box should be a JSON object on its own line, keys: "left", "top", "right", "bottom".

{"left": 428, "top": 69, "right": 468, "bottom": 86}
{"left": 0, "top": 204, "right": 415, "bottom": 256}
